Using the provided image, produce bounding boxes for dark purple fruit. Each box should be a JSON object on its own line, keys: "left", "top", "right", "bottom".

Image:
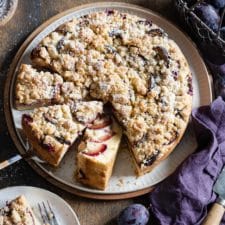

{"left": 117, "top": 204, "right": 149, "bottom": 225}
{"left": 220, "top": 27, "right": 225, "bottom": 40}
{"left": 105, "top": 9, "right": 115, "bottom": 16}
{"left": 42, "top": 143, "right": 55, "bottom": 152}
{"left": 210, "top": 0, "right": 225, "bottom": 9}
{"left": 143, "top": 150, "right": 160, "bottom": 166}
{"left": 185, "top": 0, "right": 197, "bottom": 7}
{"left": 194, "top": 3, "right": 220, "bottom": 31}
{"left": 207, "top": 61, "right": 225, "bottom": 77}
{"left": 22, "top": 114, "right": 33, "bottom": 124}
{"left": 188, "top": 76, "right": 193, "bottom": 96}
{"left": 214, "top": 75, "right": 225, "bottom": 100}
{"left": 199, "top": 42, "right": 225, "bottom": 65}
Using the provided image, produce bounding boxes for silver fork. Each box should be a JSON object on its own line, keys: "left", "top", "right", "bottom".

{"left": 38, "top": 201, "right": 60, "bottom": 225}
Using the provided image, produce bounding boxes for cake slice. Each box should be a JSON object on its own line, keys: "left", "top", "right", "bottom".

{"left": 22, "top": 104, "right": 84, "bottom": 166}
{"left": 76, "top": 114, "right": 122, "bottom": 190}
{"left": 15, "top": 64, "right": 63, "bottom": 110}
{"left": 15, "top": 64, "right": 87, "bottom": 110}
{"left": 22, "top": 101, "right": 103, "bottom": 166}
{"left": 0, "top": 195, "right": 41, "bottom": 225}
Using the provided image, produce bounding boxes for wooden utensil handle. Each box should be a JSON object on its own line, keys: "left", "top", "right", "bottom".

{"left": 202, "top": 203, "right": 225, "bottom": 225}
{"left": 0, "top": 154, "right": 22, "bottom": 170}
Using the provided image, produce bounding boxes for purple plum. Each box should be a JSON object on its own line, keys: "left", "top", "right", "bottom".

{"left": 117, "top": 204, "right": 149, "bottom": 225}
{"left": 194, "top": 3, "right": 220, "bottom": 31}
{"left": 210, "top": 0, "right": 225, "bottom": 9}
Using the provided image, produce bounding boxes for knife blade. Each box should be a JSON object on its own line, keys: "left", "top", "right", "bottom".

{"left": 214, "top": 166, "right": 225, "bottom": 201}
{"left": 202, "top": 166, "right": 225, "bottom": 225}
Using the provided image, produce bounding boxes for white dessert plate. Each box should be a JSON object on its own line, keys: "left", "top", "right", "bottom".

{"left": 0, "top": 186, "right": 80, "bottom": 225}
{"left": 4, "top": 2, "right": 213, "bottom": 199}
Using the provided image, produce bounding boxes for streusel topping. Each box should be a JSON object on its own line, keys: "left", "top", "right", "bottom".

{"left": 15, "top": 64, "right": 89, "bottom": 108}
{"left": 22, "top": 101, "right": 104, "bottom": 153}
{"left": 24, "top": 105, "right": 84, "bottom": 151}
{"left": 15, "top": 64, "right": 63, "bottom": 106}
{"left": 0, "top": 196, "right": 40, "bottom": 225}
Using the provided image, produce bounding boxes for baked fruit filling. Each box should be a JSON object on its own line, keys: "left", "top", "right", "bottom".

{"left": 0, "top": 195, "right": 41, "bottom": 225}
{"left": 16, "top": 9, "right": 192, "bottom": 188}
{"left": 77, "top": 115, "right": 122, "bottom": 190}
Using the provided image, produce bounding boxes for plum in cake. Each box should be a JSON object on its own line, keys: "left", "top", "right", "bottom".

{"left": 76, "top": 114, "right": 122, "bottom": 190}
{"left": 0, "top": 195, "right": 41, "bottom": 225}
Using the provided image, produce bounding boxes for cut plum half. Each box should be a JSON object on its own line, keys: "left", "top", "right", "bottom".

{"left": 79, "top": 141, "right": 107, "bottom": 157}
{"left": 87, "top": 115, "right": 112, "bottom": 129}
{"left": 89, "top": 130, "right": 116, "bottom": 143}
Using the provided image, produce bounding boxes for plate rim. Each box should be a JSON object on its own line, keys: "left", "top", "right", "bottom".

{"left": 0, "top": 185, "right": 81, "bottom": 225}
{"left": 4, "top": 2, "right": 212, "bottom": 199}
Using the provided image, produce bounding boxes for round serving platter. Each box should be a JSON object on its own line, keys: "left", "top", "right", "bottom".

{"left": 4, "top": 2, "right": 213, "bottom": 199}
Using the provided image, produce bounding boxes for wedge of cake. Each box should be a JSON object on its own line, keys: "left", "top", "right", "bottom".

{"left": 15, "top": 64, "right": 63, "bottom": 110}
{"left": 15, "top": 64, "right": 86, "bottom": 110}
{"left": 22, "top": 104, "right": 84, "bottom": 166}
{"left": 76, "top": 114, "right": 122, "bottom": 190}
{"left": 22, "top": 101, "right": 103, "bottom": 166}
{"left": 0, "top": 195, "right": 41, "bottom": 225}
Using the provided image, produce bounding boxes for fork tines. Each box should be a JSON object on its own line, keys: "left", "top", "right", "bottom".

{"left": 38, "top": 201, "right": 59, "bottom": 225}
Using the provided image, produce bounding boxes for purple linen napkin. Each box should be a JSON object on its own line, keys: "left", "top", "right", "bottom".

{"left": 149, "top": 97, "right": 225, "bottom": 225}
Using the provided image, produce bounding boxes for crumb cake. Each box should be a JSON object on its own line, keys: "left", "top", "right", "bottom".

{"left": 76, "top": 115, "right": 122, "bottom": 190}
{"left": 15, "top": 64, "right": 87, "bottom": 110}
{"left": 16, "top": 9, "right": 192, "bottom": 186}
{"left": 22, "top": 101, "right": 103, "bottom": 166}
{"left": 0, "top": 195, "right": 41, "bottom": 225}
{"left": 15, "top": 64, "right": 63, "bottom": 110}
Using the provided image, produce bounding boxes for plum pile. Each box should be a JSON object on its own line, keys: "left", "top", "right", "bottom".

{"left": 194, "top": 3, "right": 220, "bottom": 31}
{"left": 117, "top": 204, "right": 149, "bottom": 225}
{"left": 184, "top": 0, "right": 225, "bottom": 99}
{"left": 189, "top": 1, "right": 225, "bottom": 37}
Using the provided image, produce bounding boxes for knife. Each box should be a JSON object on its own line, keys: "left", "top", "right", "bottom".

{"left": 0, "top": 151, "right": 46, "bottom": 170}
{"left": 202, "top": 166, "right": 225, "bottom": 225}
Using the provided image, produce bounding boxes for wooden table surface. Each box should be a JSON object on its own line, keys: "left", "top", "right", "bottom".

{"left": 0, "top": 1, "right": 174, "bottom": 224}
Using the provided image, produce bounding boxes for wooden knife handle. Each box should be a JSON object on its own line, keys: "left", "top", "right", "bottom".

{"left": 202, "top": 203, "right": 225, "bottom": 225}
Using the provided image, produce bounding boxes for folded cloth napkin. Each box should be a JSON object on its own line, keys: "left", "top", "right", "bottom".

{"left": 149, "top": 97, "right": 225, "bottom": 225}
